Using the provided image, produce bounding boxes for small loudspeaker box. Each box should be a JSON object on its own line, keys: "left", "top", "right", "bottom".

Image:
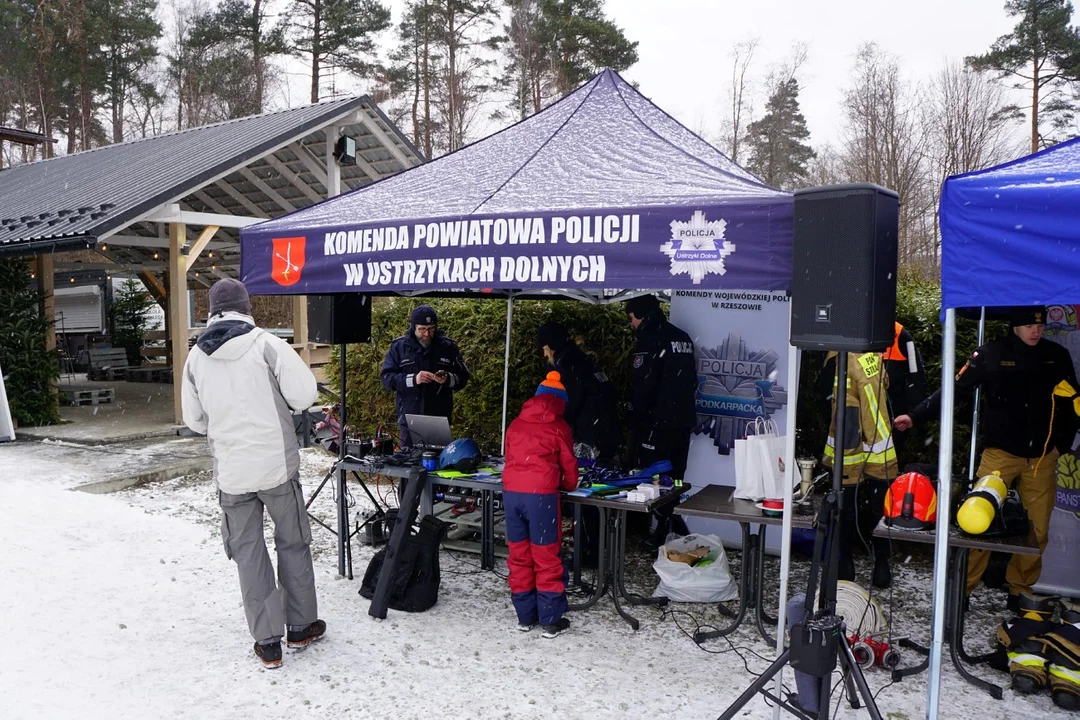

{"left": 307, "top": 293, "right": 372, "bottom": 345}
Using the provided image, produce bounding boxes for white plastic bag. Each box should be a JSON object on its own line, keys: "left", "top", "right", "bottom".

{"left": 652, "top": 533, "right": 738, "bottom": 603}
{"left": 754, "top": 429, "right": 789, "bottom": 500}
{"left": 735, "top": 417, "right": 778, "bottom": 500}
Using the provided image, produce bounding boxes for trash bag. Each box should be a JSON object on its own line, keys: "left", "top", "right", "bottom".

{"left": 652, "top": 533, "right": 738, "bottom": 603}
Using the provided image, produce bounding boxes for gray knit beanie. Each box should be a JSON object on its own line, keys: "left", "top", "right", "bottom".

{"left": 208, "top": 278, "right": 252, "bottom": 316}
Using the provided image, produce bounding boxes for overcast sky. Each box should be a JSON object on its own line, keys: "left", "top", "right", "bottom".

{"left": 611, "top": 0, "right": 1017, "bottom": 147}
{"left": 280, "top": 1, "right": 1022, "bottom": 152}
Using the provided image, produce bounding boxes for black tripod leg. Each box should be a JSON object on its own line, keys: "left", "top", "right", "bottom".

{"left": 839, "top": 639, "right": 883, "bottom": 719}
{"left": 718, "top": 650, "right": 811, "bottom": 720}
{"left": 350, "top": 471, "right": 386, "bottom": 518}
{"left": 368, "top": 468, "right": 425, "bottom": 620}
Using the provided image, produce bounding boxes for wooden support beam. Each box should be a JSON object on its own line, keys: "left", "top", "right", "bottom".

{"left": 263, "top": 153, "right": 324, "bottom": 204}
{"left": 357, "top": 111, "right": 415, "bottom": 168}
{"left": 294, "top": 141, "right": 331, "bottom": 188}
{"left": 34, "top": 255, "right": 55, "bottom": 353}
{"left": 169, "top": 222, "right": 189, "bottom": 425}
{"left": 214, "top": 180, "right": 268, "bottom": 217}
{"left": 186, "top": 225, "right": 219, "bottom": 265}
{"left": 292, "top": 296, "right": 310, "bottom": 365}
{"left": 34, "top": 254, "right": 58, "bottom": 403}
{"left": 238, "top": 167, "right": 300, "bottom": 213}
{"left": 138, "top": 270, "right": 167, "bottom": 310}
{"left": 325, "top": 126, "right": 342, "bottom": 197}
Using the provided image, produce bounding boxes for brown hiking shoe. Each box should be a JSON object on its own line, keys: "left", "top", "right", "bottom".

{"left": 286, "top": 620, "right": 327, "bottom": 649}
{"left": 254, "top": 641, "right": 282, "bottom": 669}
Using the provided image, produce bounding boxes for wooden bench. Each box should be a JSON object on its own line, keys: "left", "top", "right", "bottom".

{"left": 87, "top": 348, "right": 133, "bottom": 381}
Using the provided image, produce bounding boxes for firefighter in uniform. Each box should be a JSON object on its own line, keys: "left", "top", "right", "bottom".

{"left": 895, "top": 306, "right": 1078, "bottom": 612}
{"left": 625, "top": 294, "right": 697, "bottom": 547}
{"left": 822, "top": 350, "right": 898, "bottom": 588}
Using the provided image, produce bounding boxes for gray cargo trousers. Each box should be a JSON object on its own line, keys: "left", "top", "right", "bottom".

{"left": 219, "top": 477, "right": 318, "bottom": 643}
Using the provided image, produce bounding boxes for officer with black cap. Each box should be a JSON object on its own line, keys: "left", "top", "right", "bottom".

{"left": 624, "top": 294, "right": 697, "bottom": 547}
{"left": 896, "top": 305, "right": 1078, "bottom": 612}
{"left": 536, "top": 321, "right": 620, "bottom": 463}
{"left": 381, "top": 305, "right": 470, "bottom": 447}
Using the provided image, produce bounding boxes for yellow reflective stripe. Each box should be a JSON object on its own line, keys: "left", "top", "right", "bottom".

{"left": 865, "top": 448, "right": 896, "bottom": 464}
{"left": 1050, "top": 665, "right": 1080, "bottom": 683}
{"left": 1009, "top": 653, "right": 1047, "bottom": 668}
{"left": 864, "top": 436, "right": 894, "bottom": 454}
{"left": 863, "top": 384, "right": 892, "bottom": 442}
{"left": 822, "top": 444, "right": 868, "bottom": 465}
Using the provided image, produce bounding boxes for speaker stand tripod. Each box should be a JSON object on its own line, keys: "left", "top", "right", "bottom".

{"left": 302, "top": 344, "right": 387, "bottom": 579}
{"left": 719, "top": 351, "right": 882, "bottom": 720}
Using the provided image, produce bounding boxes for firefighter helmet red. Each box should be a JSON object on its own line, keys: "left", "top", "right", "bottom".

{"left": 883, "top": 472, "right": 937, "bottom": 530}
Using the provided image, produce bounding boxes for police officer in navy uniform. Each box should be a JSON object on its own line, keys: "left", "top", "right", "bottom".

{"left": 625, "top": 294, "right": 697, "bottom": 546}
{"left": 381, "top": 305, "right": 470, "bottom": 447}
{"left": 536, "top": 321, "right": 621, "bottom": 464}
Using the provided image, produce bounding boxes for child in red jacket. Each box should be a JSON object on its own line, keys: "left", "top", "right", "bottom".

{"left": 502, "top": 371, "right": 579, "bottom": 638}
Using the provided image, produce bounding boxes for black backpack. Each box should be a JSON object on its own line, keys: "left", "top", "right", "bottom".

{"left": 359, "top": 510, "right": 447, "bottom": 613}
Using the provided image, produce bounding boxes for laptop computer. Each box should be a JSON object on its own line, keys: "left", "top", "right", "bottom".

{"left": 404, "top": 414, "right": 453, "bottom": 449}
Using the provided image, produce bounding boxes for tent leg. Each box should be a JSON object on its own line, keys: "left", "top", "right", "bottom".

{"left": 500, "top": 296, "right": 514, "bottom": 455}
{"left": 967, "top": 307, "right": 986, "bottom": 484}
{"left": 927, "top": 309, "right": 957, "bottom": 719}
{"left": 772, "top": 341, "right": 801, "bottom": 720}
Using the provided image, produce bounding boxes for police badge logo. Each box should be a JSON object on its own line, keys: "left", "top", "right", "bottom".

{"left": 632, "top": 353, "right": 646, "bottom": 369}
{"left": 661, "top": 210, "right": 736, "bottom": 285}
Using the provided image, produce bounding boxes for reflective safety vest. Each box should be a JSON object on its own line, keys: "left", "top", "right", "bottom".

{"left": 822, "top": 352, "right": 898, "bottom": 485}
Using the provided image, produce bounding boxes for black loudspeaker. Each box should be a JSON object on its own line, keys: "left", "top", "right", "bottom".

{"left": 789, "top": 184, "right": 899, "bottom": 352}
{"left": 307, "top": 294, "right": 372, "bottom": 344}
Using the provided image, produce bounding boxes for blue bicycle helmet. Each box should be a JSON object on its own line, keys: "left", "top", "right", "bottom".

{"left": 438, "top": 438, "right": 481, "bottom": 474}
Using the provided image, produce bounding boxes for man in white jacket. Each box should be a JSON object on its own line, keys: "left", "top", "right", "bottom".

{"left": 182, "top": 278, "right": 325, "bottom": 669}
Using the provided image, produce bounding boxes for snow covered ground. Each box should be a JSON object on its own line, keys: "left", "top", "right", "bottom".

{"left": 0, "top": 441, "right": 1066, "bottom": 719}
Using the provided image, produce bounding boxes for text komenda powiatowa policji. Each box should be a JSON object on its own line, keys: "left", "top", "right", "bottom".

{"left": 322, "top": 213, "right": 640, "bottom": 286}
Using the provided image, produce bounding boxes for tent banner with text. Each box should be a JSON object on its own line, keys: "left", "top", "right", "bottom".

{"left": 240, "top": 202, "right": 792, "bottom": 294}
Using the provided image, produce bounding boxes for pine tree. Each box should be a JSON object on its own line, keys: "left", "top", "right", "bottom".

{"left": 501, "top": 0, "right": 638, "bottom": 118}
{"left": 744, "top": 78, "right": 815, "bottom": 189}
{"left": 967, "top": 0, "right": 1080, "bottom": 151}
{"left": 110, "top": 279, "right": 156, "bottom": 367}
{"left": 287, "top": 0, "right": 391, "bottom": 103}
{"left": 0, "top": 260, "right": 60, "bottom": 426}
{"left": 382, "top": 1, "right": 443, "bottom": 157}
{"left": 538, "top": 0, "right": 638, "bottom": 96}
{"left": 99, "top": 0, "right": 161, "bottom": 142}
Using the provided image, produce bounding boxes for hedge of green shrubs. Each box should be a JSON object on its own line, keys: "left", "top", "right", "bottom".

{"left": 335, "top": 281, "right": 1005, "bottom": 474}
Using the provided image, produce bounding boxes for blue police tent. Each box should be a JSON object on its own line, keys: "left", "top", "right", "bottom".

{"left": 927, "top": 136, "right": 1080, "bottom": 716}
{"left": 941, "top": 136, "right": 1080, "bottom": 310}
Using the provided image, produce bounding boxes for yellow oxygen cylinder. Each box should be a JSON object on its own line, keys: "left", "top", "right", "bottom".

{"left": 957, "top": 472, "right": 1008, "bottom": 535}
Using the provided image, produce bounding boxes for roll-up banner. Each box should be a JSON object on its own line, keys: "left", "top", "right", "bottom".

{"left": 670, "top": 289, "right": 792, "bottom": 551}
